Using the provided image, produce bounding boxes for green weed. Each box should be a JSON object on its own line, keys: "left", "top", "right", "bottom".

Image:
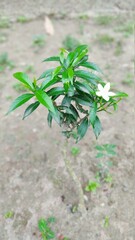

{"left": 0, "top": 17, "right": 10, "bottom": 28}
{"left": 95, "top": 15, "right": 114, "bottom": 25}
{"left": 0, "top": 52, "right": 15, "bottom": 72}
{"left": 4, "top": 211, "right": 14, "bottom": 219}
{"left": 103, "top": 216, "right": 110, "bottom": 228}
{"left": 71, "top": 146, "right": 80, "bottom": 157}
{"left": 62, "top": 35, "right": 80, "bottom": 51}
{"left": 95, "top": 144, "right": 117, "bottom": 158}
{"left": 38, "top": 217, "right": 55, "bottom": 240}
{"left": 32, "top": 34, "right": 46, "bottom": 48}
{"left": 17, "top": 16, "right": 30, "bottom": 23}
{"left": 96, "top": 34, "right": 114, "bottom": 45}
{"left": 85, "top": 181, "right": 100, "bottom": 192}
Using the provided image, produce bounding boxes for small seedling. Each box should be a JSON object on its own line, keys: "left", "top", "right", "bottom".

{"left": 95, "top": 144, "right": 116, "bottom": 158}
{"left": 0, "top": 17, "right": 10, "bottom": 28}
{"left": 32, "top": 34, "right": 46, "bottom": 48}
{"left": 62, "top": 35, "right": 80, "bottom": 51}
{"left": 13, "top": 82, "right": 27, "bottom": 93}
{"left": 85, "top": 181, "right": 100, "bottom": 192}
{"left": 4, "top": 211, "right": 14, "bottom": 219}
{"left": 122, "top": 73, "right": 133, "bottom": 86}
{"left": 71, "top": 146, "right": 80, "bottom": 157}
{"left": 38, "top": 217, "right": 56, "bottom": 240}
{"left": 0, "top": 52, "right": 15, "bottom": 72}
{"left": 17, "top": 16, "right": 30, "bottom": 23}
{"left": 95, "top": 15, "right": 114, "bottom": 25}
{"left": 103, "top": 216, "right": 110, "bottom": 228}
{"left": 95, "top": 144, "right": 116, "bottom": 183}
{"left": 96, "top": 34, "right": 114, "bottom": 45}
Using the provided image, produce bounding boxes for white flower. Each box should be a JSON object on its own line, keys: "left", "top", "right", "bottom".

{"left": 96, "top": 82, "right": 115, "bottom": 101}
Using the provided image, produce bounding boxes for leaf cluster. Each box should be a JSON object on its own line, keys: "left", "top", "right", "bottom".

{"left": 38, "top": 217, "right": 55, "bottom": 240}
{"left": 7, "top": 45, "right": 128, "bottom": 141}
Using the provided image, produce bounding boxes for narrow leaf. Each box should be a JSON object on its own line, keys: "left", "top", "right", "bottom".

{"left": 7, "top": 93, "right": 34, "bottom": 114}
{"left": 38, "top": 68, "right": 54, "bottom": 80}
{"left": 77, "top": 117, "right": 89, "bottom": 141}
{"left": 93, "top": 116, "right": 102, "bottom": 139}
{"left": 80, "top": 61, "right": 102, "bottom": 73}
{"left": 89, "top": 102, "right": 97, "bottom": 126}
{"left": 47, "top": 111, "right": 53, "bottom": 127}
{"left": 47, "top": 87, "right": 65, "bottom": 96}
{"left": 75, "top": 70, "right": 101, "bottom": 85}
{"left": 23, "top": 101, "right": 40, "bottom": 119}
{"left": 35, "top": 89, "right": 55, "bottom": 114}
{"left": 43, "top": 56, "right": 60, "bottom": 62}
{"left": 13, "top": 72, "right": 34, "bottom": 91}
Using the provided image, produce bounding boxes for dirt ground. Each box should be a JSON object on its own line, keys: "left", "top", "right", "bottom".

{"left": 0, "top": 2, "right": 135, "bottom": 240}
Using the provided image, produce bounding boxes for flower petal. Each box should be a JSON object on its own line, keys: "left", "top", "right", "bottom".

{"left": 104, "top": 82, "right": 110, "bottom": 91}
{"left": 102, "top": 93, "right": 109, "bottom": 101}
{"left": 96, "top": 91, "right": 102, "bottom": 97}
{"left": 98, "top": 84, "right": 103, "bottom": 91}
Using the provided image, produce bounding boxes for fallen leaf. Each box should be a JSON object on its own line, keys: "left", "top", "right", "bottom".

{"left": 44, "top": 16, "right": 54, "bottom": 35}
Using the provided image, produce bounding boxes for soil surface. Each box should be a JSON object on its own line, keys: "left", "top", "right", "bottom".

{"left": 0, "top": 4, "right": 135, "bottom": 240}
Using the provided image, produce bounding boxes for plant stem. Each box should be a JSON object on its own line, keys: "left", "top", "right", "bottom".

{"left": 62, "top": 139, "right": 86, "bottom": 214}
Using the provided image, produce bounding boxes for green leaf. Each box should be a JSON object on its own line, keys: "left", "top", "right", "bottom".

{"left": 7, "top": 93, "right": 34, "bottom": 114}
{"left": 62, "top": 96, "right": 71, "bottom": 107}
{"left": 23, "top": 101, "right": 40, "bottom": 119}
{"left": 52, "top": 66, "right": 62, "bottom": 78}
{"left": 41, "top": 76, "right": 60, "bottom": 90}
{"left": 47, "top": 87, "right": 65, "bottom": 97}
{"left": 67, "top": 85, "right": 74, "bottom": 97}
{"left": 73, "top": 93, "right": 93, "bottom": 107}
{"left": 38, "top": 68, "right": 54, "bottom": 80}
{"left": 77, "top": 117, "right": 89, "bottom": 141}
{"left": 114, "top": 92, "right": 128, "bottom": 98}
{"left": 67, "top": 67, "right": 74, "bottom": 84}
{"left": 72, "top": 48, "right": 88, "bottom": 66}
{"left": 66, "top": 52, "right": 75, "bottom": 67}
{"left": 74, "top": 81, "right": 94, "bottom": 95}
{"left": 35, "top": 89, "right": 55, "bottom": 114}
{"left": 96, "top": 152, "right": 104, "bottom": 158}
{"left": 47, "top": 111, "right": 53, "bottom": 127}
{"left": 79, "top": 61, "right": 102, "bottom": 73}
{"left": 93, "top": 116, "right": 102, "bottom": 139}
{"left": 74, "top": 70, "right": 101, "bottom": 86}
{"left": 38, "top": 219, "right": 47, "bottom": 232}
{"left": 89, "top": 102, "right": 97, "bottom": 126}
{"left": 13, "top": 72, "right": 34, "bottom": 91}
{"left": 70, "top": 104, "right": 79, "bottom": 119}
{"left": 74, "top": 45, "right": 88, "bottom": 56}
{"left": 43, "top": 56, "right": 60, "bottom": 62}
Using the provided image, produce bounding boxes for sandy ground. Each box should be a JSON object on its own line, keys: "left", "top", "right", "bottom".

{"left": 0, "top": 3, "right": 135, "bottom": 240}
